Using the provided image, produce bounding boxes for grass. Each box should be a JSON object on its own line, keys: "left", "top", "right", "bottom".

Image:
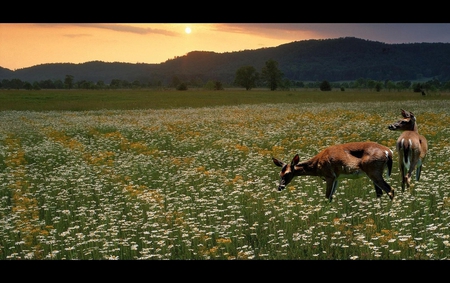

{"left": 0, "top": 89, "right": 449, "bottom": 260}
{"left": 0, "top": 88, "right": 448, "bottom": 111}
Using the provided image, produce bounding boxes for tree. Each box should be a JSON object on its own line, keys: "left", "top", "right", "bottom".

{"left": 214, "top": 81, "right": 224, "bottom": 90}
{"left": 386, "top": 80, "right": 397, "bottom": 92}
{"left": 54, "top": 79, "right": 64, "bottom": 89}
{"left": 132, "top": 80, "right": 141, "bottom": 89}
{"left": 32, "top": 82, "right": 41, "bottom": 90}
{"left": 110, "top": 79, "right": 122, "bottom": 89}
{"left": 319, "top": 80, "right": 331, "bottom": 91}
{"left": 96, "top": 80, "right": 105, "bottom": 89}
{"left": 234, "top": 66, "right": 259, "bottom": 90}
{"left": 64, "top": 75, "right": 74, "bottom": 89}
{"left": 261, "top": 59, "right": 283, "bottom": 91}
{"left": 10, "top": 78, "right": 23, "bottom": 90}
{"left": 23, "top": 82, "right": 32, "bottom": 90}
{"left": 176, "top": 82, "right": 188, "bottom": 90}
{"left": 375, "top": 82, "right": 383, "bottom": 92}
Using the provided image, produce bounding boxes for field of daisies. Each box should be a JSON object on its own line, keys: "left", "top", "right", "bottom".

{"left": 1, "top": 98, "right": 449, "bottom": 259}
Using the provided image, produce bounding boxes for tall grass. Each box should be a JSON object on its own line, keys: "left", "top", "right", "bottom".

{"left": 0, "top": 90, "right": 449, "bottom": 259}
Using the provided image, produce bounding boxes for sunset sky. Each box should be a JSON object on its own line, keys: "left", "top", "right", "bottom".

{"left": 1, "top": 23, "right": 450, "bottom": 71}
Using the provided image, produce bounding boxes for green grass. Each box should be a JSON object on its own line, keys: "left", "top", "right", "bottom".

{"left": 1, "top": 88, "right": 448, "bottom": 111}
{"left": 0, "top": 89, "right": 449, "bottom": 260}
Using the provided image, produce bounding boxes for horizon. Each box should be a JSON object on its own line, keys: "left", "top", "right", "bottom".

{"left": 2, "top": 23, "right": 450, "bottom": 71}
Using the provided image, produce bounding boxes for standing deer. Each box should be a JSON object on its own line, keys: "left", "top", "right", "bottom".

{"left": 388, "top": 109, "right": 428, "bottom": 191}
{"left": 272, "top": 141, "right": 395, "bottom": 202}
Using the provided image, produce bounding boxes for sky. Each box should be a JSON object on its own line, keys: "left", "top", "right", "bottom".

{"left": 1, "top": 23, "right": 450, "bottom": 71}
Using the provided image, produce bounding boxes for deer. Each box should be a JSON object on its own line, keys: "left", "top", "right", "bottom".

{"left": 388, "top": 109, "right": 428, "bottom": 192}
{"left": 272, "top": 141, "right": 395, "bottom": 202}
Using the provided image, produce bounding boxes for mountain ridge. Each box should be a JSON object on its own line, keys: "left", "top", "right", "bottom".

{"left": 2, "top": 37, "right": 450, "bottom": 85}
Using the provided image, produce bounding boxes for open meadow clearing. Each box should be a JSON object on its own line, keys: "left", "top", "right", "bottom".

{"left": 0, "top": 90, "right": 449, "bottom": 259}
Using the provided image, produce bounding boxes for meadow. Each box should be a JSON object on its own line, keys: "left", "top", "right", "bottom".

{"left": 0, "top": 89, "right": 449, "bottom": 260}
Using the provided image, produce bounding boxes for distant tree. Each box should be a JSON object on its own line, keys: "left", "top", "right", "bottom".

{"left": 204, "top": 80, "right": 215, "bottom": 90}
{"left": 280, "top": 79, "right": 292, "bottom": 90}
{"left": 367, "top": 80, "right": 376, "bottom": 90}
{"left": 214, "top": 81, "right": 224, "bottom": 90}
{"left": 424, "top": 78, "right": 440, "bottom": 91}
{"left": 132, "top": 80, "right": 141, "bottom": 89}
{"left": 295, "top": 81, "right": 305, "bottom": 88}
{"left": 64, "top": 75, "right": 74, "bottom": 89}
{"left": 234, "top": 65, "right": 259, "bottom": 90}
{"left": 189, "top": 77, "right": 204, "bottom": 88}
{"left": 176, "top": 82, "right": 188, "bottom": 90}
{"left": 40, "top": 79, "right": 55, "bottom": 89}
{"left": 96, "top": 80, "right": 105, "bottom": 89}
{"left": 261, "top": 59, "right": 283, "bottom": 91}
{"left": 10, "top": 78, "right": 23, "bottom": 90}
{"left": 1, "top": 79, "right": 11, "bottom": 89}
{"left": 375, "top": 82, "right": 382, "bottom": 92}
{"left": 354, "top": 78, "right": 367, "bottom": 89}
{"left": 413, "top": 83, "right": 423, "bottom": 93}
{"left": 54, "top": 79, "right": 64, "bottom": 89}
{"left": 319, "top": 80, "right": 331, "bottom": 91}
{"left": 396, "top": 80, "right": 411, "bottom": 90}
{"left": 76, "top": 80, "right": 96, "bottom": 89}
{"left": 32, "top": 82, "right": 41, "bottom": 90}
{"left": 442, "top": 80, "right": 450, "bottom": 90}
{"left": 23, "top": 82, "right": 32, "bottom": 90}
{"left": 385, "top": 80, "right": 397, "bottom": 92}
{"left": 341, "top": 82, "right": 349, "bottom": 89}
{"left": 110, "top": 79, "right": 122, "bottom": 89}
{"left": 122, "top": 80, "right": 131, "bottom": 88}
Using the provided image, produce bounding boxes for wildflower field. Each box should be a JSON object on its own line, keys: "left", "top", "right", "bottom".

{"left": 0, "top": 90, "right": 449, "bottom": 260}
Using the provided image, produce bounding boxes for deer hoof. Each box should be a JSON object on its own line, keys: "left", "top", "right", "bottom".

{"left": 388, "top": 189, "right": 395, "bottom": 200}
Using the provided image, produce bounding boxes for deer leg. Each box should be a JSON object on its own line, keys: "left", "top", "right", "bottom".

{"left": 374, "top": 184, "right": 383, "bottom": 198}
{"left": 416, "top": 159, "right": 423, "bottom": 181}
{"left": 325, "top": 178, "right": 338, "bottom": 202}
{"left": 406, "top": 162, "right": 416, "bottom": 189}
{"left": 368, "top": 174, "right": 394, "bottom": 201}
{"left": 416, "top": 165, "right": 422, "bottom": 181}
{"left": 399, "top": 162, "right": 406, "bottom": 192}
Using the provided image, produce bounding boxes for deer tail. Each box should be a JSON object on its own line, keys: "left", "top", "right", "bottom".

{"left": 399, "top": 138, "right": 412, "bottom": 169}
{"left": 387, "top": 152, "right": 393, "bottom": 178}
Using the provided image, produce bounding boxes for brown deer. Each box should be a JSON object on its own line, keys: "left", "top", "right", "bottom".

{"left": 272, "top": 141, "right": 395, "bottom": 202}
{"left": 388, "top": 109, "right": 428, "bottom": 191}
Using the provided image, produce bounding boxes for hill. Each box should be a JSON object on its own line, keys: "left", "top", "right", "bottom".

{"left": 2, "top": 37, "right": 450, "bottom": 85}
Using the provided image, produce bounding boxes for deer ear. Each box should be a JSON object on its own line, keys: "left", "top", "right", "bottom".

{"left": 401, "top": 109, "right": 413, "bottom": 118}
{"left": 401, "top": 109, "right": 408, "bottom": 117}
{"left": 291, "top": 154, "right": 300, "bottom": 165}
{"left": 272, "top": 157, "right": 284, "bottom": 167}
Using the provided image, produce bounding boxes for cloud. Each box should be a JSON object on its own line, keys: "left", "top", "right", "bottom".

{"left": 63, "top": 33, "right": 92, "bottom": 38}
{"left": 45, "top": 23, "right": 178, "bottom": 37}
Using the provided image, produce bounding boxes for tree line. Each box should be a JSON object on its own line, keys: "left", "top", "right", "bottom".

{"left": 2, "top": 59, "right": 450, "bottom": 93}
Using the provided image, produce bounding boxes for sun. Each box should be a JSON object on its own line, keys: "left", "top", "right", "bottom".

{"left": 185, "top": 27, "right": 191, "bottom": 34}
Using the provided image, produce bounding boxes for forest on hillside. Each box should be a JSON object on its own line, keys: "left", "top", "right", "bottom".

{"left": 1, "top": 37, "right": 450, "bottom": 89}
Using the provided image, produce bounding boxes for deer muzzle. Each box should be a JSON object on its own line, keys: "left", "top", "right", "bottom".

{"left": 388, "top": 124, "right": 397, "bottom": 130}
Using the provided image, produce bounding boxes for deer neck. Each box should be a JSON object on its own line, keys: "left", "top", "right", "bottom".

{"left": 293, "top": 158, "right": 320, "bottom": 177}
{"left": 409, "top": 122, "right": 419, "bottom": 132}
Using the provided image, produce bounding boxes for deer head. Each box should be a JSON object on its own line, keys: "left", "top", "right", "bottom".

{"left": 272, "top": 154, "right": 299, "bottom": 191}
{"left": 388, "top": 109, "right": 417, "bottom": 132}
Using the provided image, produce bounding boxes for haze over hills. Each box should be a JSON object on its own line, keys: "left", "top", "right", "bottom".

{"left": 1, "top": 37, "right": 450, "bottom": 85}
